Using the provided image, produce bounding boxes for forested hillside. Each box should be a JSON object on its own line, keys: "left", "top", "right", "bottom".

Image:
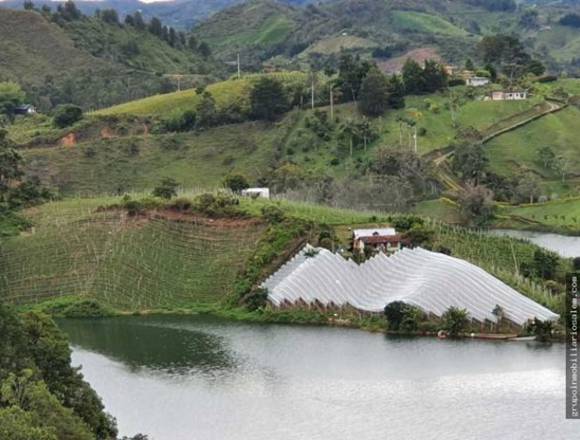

{"left": 0, "top": 5, "right": 222, "bottom": 110}
{"left": 192, "top": 0, "right": 580, "bottom": 75}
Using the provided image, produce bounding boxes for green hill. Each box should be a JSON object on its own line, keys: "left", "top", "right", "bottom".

{"left": 0, "top": 8, "right": 221, "bottom": 111}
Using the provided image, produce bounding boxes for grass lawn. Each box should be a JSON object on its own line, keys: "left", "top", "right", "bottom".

{"left": 486, "top": 106, "right": 580, "bottom": 184}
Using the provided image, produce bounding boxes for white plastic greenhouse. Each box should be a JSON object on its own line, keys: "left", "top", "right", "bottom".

{"left": 263, "top": 245, "right": 559, "bottom": 325}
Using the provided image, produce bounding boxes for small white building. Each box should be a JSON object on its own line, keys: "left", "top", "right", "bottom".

{"left": 352, "top": 228, "right": 402, "bottom": 254}
{"left": 466, "top": 76, "right": 490, "bottom": 87}
{"left": 490, "top": 91, "right": 528, "bottom": 101}
{"left": 241, "top": 188, "right": 270, "bottom": 199}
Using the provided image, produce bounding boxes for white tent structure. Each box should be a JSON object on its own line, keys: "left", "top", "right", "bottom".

{"left": 263, "top": 245, "right": 559, "bottom": 326}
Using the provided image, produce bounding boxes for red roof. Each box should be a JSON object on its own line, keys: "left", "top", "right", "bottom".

{"left": 358, "top": 234, "right": 402, "bottom": 245}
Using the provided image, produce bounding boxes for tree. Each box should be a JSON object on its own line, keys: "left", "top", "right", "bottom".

{"left": 250, "top": 77, "right": 289, "bottom": 121}
{"left": 514, "top": 172, "right": 541, "bottom": 204}
{"left": 337, "top": 53, "right": 371, "bottom": 103}
{"left": 457, "top": 184, "right": 495, "bottom": 227}
{"left": 198, "top": 42, "right": 211, "bottom": 58}
{"left": 402, "top": 59, "right": 425, "bottom": 95}
{"left": 338, "top": 119, "right": 359, "bottom": 157}
{"left": 465, "top": 58, "right": 475, "bottom": 70}
{"left": 0, "top": 407, "right": 56, "bottom": 440}
{"left": 453, "top": 143, "right": 488, "bottom": 184}
{"left": 23, "top": 0, "right": 35, "bottom": 10}
{"left": 526, "top": 59, "right": 545, "bottom": 76}
{"left": 52, "top": 104, "right": 82, "bottom": 128}
{"left": 422, "top": 59, "right": 448, "bottom": 93}
{"left": 442, "top": 307, "right": 469, "bottom": 336}
{"left": 223, "top": 174, "right": 249, "bottom": 193}
{"left": 358, "top": 68, "right": 390, "bottom": 117}
{"left": 552, "top": 155, "right": 569, "bottom": 183}
{"left": 0, "top": 82, "right": 26, "bottom": 119}
{"left": 0, "top": 130, "right": 23, "bottom": 196}
{"left": 132, "top": 11, "right": 146, "bottom": 30}
{"left": 152, "top": 177, "right": 179, "bottom": 199}
{"left": 533, "top": 249, "right": 559, "bottom": 280}
{"left": 100, "top": 9, "right": 119, "bottom": 25}
{"left": 196, "top": 92, "right": 217, "bottom": 128}
{"left": 386, "top": 74, "right": 405, "bottom": 109}
{"left": 57, "top": 1, "right": 82, "bottom": 21}
{"left": 148, "top": 17, "right": 163, "bottom": 36}
{"left": 537, "top": 146, "right": 556, "bottom": 169}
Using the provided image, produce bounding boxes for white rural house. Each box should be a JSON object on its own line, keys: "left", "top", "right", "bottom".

{"left": 490, "top": 91, "right": 528, "bottom": 101}
{"left": 352, "top": 228, "right": 403, "bottom": 254}
{"left": 466, "top": 76, "right": 490, "bottom": 87}
{"left": 241, "top": 188, "right": 270, "bottom": 199}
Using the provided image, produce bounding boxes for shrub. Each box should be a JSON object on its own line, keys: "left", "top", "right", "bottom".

{"left": 193, "top": 192, "right": 241, "bottom": 218}
{"left": 384, "top": 301, "right": 422, "bottom": 332}
{"left": 442, "top": 307, "right": 469, "bottom": 336}
{"left": 53, "top": 104, "right": 83, "bottom": 128}
{"left": 60, "top": 299, "right": 114, "bottom": 318}
{"left": 152, "top": 177, "right": 179, "bottom": 200}
{"left": 223, "top": 174, "right": 249, "bottom": 193}
{"left": 261, "top": 205, "right": 285, "bottom": 223}
{"left": 244, "top": 288, "right": 269, "bottom": 311}
{"left": 168, "top": 197, "right": 192, "bottom": 212}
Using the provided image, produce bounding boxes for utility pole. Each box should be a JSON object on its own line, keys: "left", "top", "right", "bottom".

{"left": 237, "top": 53, "right": 241, "bottom": 80}
{"left": 311, "top": 73, "right": 315, "bottom": 110}
{"left": 330, "top": 87, "right": 334, "bottom": 120}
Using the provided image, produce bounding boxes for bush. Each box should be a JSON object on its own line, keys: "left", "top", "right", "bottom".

{"left": 261, "top": 205, "right": 285, "bottom": 223}
{"left": 168, "top": 197, "right": 192, "bottom": 212}
{"left": 193, "top": 192, "right": 241, "bottom": 218}
{"left": 244, "top": 288, "right": 269, "bottom": 311}
{"left": 60, "top": 299, "right": 114, "bottom": 318}
{"left": 442, "top": 307, "right": 469, "bottom": 336}
{"left": 53, "top": 104, "right": 83, "bottom": 128}
{"left": 384, "top": 301, "right": 422, "bottom": 332}
{"left": 223, "top": 174, "right": 249, "bottom": 193}
{"left": 152, "top": 178, "right": 179, "bottom": 200}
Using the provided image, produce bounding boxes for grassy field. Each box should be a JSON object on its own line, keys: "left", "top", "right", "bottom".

{"left": 486, "top": 105, "right": 580, "bottom": 194}
{"left": 301, "top": 35, "right": 377, "bottom": 56}
{"left": 23, "top": 121, "right": 280, "bottom": 195}
{"left": 391, "top": 11, "right": 468, "bottom": 37}
{"left": 95, "top": 72, "right": 310, "bottom": 117}
{"left": 497, "top": 198, "right": 580, "bottom": 232}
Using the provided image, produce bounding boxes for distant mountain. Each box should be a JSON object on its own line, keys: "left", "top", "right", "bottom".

{"left": 0, "top": 0, "right": 323, "bottom": 28}
{"left": 192, "top": 0, "right": 580, "bottom": 74}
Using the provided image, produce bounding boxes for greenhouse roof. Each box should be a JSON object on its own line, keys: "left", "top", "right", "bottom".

{"left": 262, "top": 246, "right": 559, "bottom": 326}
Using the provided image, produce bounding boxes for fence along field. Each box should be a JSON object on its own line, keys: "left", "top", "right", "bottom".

{"left": 0, "top": 200, "right": 265, "bottom": 309}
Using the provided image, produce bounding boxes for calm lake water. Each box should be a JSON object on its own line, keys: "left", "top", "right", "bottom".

{"left": 490, "top": 229, "right": 580, "bottom": 258}
{"left": 59, "top": 315, "right": 577, "bottom": 440}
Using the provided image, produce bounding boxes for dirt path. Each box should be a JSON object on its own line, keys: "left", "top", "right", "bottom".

{"left": 430, "top": 99, "right": 567, "bottom": 192}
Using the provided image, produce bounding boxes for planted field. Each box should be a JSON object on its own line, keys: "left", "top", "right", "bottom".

{"left": 0, "top": 199, "right": 265, "bottom": 309}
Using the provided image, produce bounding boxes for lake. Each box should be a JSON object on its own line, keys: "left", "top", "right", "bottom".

{"left": 59, "top": 315, "right": 576, "bottom": 440}
{"left": 490, "top": 229, "right": 580, "bottom": 258}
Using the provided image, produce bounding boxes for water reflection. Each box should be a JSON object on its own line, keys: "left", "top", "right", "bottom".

{"left": 59, "top": 315, "right": 238, "bottom": 375}
{"left": 59, "top": 316, "right": 574, "bottom": 440}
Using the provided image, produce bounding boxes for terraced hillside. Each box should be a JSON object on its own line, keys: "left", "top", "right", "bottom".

{"left": 0, "top": 198, "right": 266, "bottom": 309}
